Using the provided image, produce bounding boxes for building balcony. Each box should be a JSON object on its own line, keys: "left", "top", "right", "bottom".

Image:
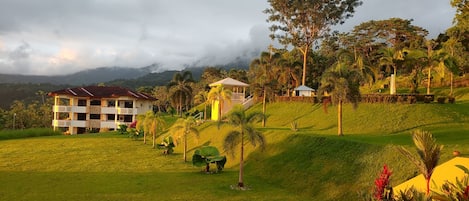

{"left": 52, "top": 120, "right": 87, "bottom": 127}
{"left": 101, "top": 107, "right": 136, "bottom": 115}
{"left": 53, "top": 106, "right": 87, "bottom": 113}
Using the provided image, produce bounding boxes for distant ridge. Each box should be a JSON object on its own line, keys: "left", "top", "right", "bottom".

{"left": 0, "top": 66, "right": 154, "bottom": 85}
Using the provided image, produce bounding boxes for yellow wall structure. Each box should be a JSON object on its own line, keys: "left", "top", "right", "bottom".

{"left": 211, "top": 100, "right": 220, "bottom": 121}
{"left": 393, "top": 157, "right": 469, "bottom": 195}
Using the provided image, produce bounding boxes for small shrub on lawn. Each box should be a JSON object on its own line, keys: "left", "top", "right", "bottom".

{"left": 437, "top": 97, "right": 446, "bottom": 104}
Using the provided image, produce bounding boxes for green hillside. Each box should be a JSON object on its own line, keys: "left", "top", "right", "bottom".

{"left": 0, "top": 87, "right": 468, "bottom": 200}
{"left": 190, "top": 88, "right": 469, "bottom": 200}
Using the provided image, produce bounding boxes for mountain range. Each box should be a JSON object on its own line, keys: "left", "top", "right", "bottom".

{"left": 0, "top": 58, "right": 250, "bottom": 109}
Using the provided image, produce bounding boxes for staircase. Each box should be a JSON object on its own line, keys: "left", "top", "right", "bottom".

{"left": 242, "top": 95, "right": 254, "bottom": 109}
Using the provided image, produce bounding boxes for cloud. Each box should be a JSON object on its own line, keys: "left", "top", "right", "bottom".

{"left": 0, "top": 0, "right": 457, "bottom": 75}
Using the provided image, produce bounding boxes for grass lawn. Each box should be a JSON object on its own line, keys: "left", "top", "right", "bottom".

{"left": 1, "top": 87, "right": 468, "bottom": 200}
{"left": 0, "top": 135, "right": 303, "bottom": 201}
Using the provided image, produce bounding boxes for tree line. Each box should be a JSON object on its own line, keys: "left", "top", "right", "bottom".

{"left": 2, "top": 0, "right": 469, "bottom": 130}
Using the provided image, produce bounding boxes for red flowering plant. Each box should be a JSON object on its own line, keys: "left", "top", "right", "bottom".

{"left": 374, "top": 164, "right": 393, "bottom": 201}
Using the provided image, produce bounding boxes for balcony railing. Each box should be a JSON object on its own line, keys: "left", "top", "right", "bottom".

{"left": 53, "top": 105, "right": 136, "bottom": 115}
{"left": 52, "top": 120, "right": 87, "bottom": 127}
{"left": 53, "top": 106, "right": 87, "bottom": 113}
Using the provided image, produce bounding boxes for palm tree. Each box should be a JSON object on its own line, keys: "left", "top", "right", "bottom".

{"left": 168, "top": 71, "right": 195, "bottom": 116}
{"left": 379, "top": 47, "right": 404, "bottom": 94}
{"left": 170, "top": 116, "right": 200, "bottom": 162}
{"left": 338, "top": 49, "right": 376, "bottom": 87}
{"left": 143, "top": 111, "right": 166, "bottom": 148}
{"left": 396, "top": 130, "right": 443, "bottom": 196}
{"left": 277, "top": 50, "right": 302, "bottom": 96}
{"left": 135, "top": 114, "right": 147, "bottom": 144}
{"left": 194, "top": 90, "right": 209, "bottom": 121}
{"left": 207, "top": 85, "right": 232, "bottom": 121}
{"left": 249, "top": 49, "right": 280, "bottom": 127}
{"left": 442, "top": 37, "right": 462, "bottom": 97}
{"left": 401, "top": 48, "right": 426, "bottom": 94}
{"left": 318, "top": 60, "right": 363, "bottom": 136}
{"left": 223, "top": 105, "right": 265, "bottom": 188}
{"left": 422, "top": 40, "right": 447, "bottom": 95}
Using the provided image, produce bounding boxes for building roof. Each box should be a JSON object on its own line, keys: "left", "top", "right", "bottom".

{"left": 209, "top": 77, "right": 249, "bottom": 87}
{"left": 48, "top": 86, "right": 157, "bottom": 101}
{"left": 294, "top": 85, "right": 315, "bottom": 91}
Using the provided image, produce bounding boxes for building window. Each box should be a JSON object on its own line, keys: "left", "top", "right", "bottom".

{"left": 90, "top": 114, "right": 100, "bottom": 120}
{"left": 124, "top": 101, "right": 133, "bottom": 108}
{"left": 107, "top": 114, "right": 115, "bottom": 121}
{"left": 90, "top": 100, "right": 101, "bottom": 106}
{"left": 77, "top": 113, "right": 86, "bottom": 120}
{"left": 107, "top": 100, "right": 115, "bottom": 107}
{"left": 124, "top": 115, "right": 133, "bottom": 122}
{"left": 78, "top": 99, "right": 87, "bottom": 106}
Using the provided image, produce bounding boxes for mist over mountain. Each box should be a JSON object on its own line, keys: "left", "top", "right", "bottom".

{"left": 0, "top": 66, "right": 156, "bottom": 85}
{"left": 0, "top": 51, "right": 254, "bottom": 86}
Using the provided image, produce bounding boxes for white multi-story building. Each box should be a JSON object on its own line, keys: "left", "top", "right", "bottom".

{"left": 49, "top": 86, "right": 157, "bottom": 134}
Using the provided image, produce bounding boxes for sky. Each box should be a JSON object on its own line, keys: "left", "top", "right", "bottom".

{"left": 0, "top": 0, "right": 456, "bottom": 76}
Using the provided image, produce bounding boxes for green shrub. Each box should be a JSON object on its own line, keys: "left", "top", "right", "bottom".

{"left": 0, "top": 128, "right": 62, "bottom": 140}
{"left": 437, "top": 97, "right": 446, "bottom": 104}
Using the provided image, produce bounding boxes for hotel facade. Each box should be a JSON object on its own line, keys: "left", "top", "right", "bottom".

{"left": 49, "top": 86, "right": 156, "bottom": 134}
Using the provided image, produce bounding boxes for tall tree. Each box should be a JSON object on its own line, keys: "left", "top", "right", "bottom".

{"left": 249, "top": 49, "right": 280, "bottom": 127}
{"left": 350, "top": 18, "right": 428, "bottom": 50}
{"left": 379, "top": 47, "right": 405, "bottom": 94}
{"left": 223, "top": 105, "right": 265, "bottom": 188}
{"left": 277, "top": 49, "right": 303, "bottom": 95}
{"left": 442, "top": 37, "right": 461, "bottom": 96}
{"left": 207, "top": 85, "right": 232, "bottom": 121}
{"left": 265, "top": 0, "right": 362, "bottom": 86}
{"left": 194, "top": 90, "right": 209, "bottom": 121}
{"left": 152, "top": 86, "right": 170, "bottom": 113}
{"left": 136, "top": 114, "right": 147, "bottom": 144}
{"left": 397, "top": 130, "right": 443, "bottom": 196}
{"left": 417, "top": 40, "right": 452, "bottom": 95}
{"left": 448, "top": 0, "right": 469, "bottom": 74}
{"left": 318, "top": 59, "right": 363, "bottom": 136}
{"left": 167, "top": 71, "right": 195, "bottom": 117}
{"left": 170, "top": 116, "right": 200, "bottom": 162}
{"left": 143, "top": 111, "right": 166, "bottom": 148}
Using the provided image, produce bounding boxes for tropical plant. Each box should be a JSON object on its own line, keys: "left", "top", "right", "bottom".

{"left": 277, "top": 49, "right": 302, "bottom": 95}
{"left": 265, "top": 0, "right": 362, "bottom": 86}
{"left": 159, "top": 136, "right": 176, "bottom": 155}
{"left": 374, "top": 165, "right": 393, "bottom": 201}
{"left": 396, "top": 130, "right": 444, "bottom": 196}
{"left": 379, "top": 47, "right": 405, "bottom": 94}
{"left": 170, "top": 116, "right": 200, "bottom": 162}
{"left": 223, "top": 105, "right": 265, "bottom": 188}
{"left": 194, "top": 90, "right": 209, "bottom": 121}
{"left": 192, "top": 146, "right": 227, "bottom": 173}
{"left": 135, "top": 114, "right": 147, "bottom": 144}
{"left": 117, "top": 124, "right": 128, "bottom": 134}
{"left": 167, "top": 71, "right": 195, "bottom": 116}
{"left": 207, "top": 85, "right": 232, "bottom": 121}
{"left": 249, "top": 49, "right": 280, "bottom": 127}
{"left": 432, "top": 165, "right": 469, "bottom": 201}
{"left": 337, "top": 49, "right": 376, "bottom": 87}
{"left": 142, "top": 111, "right": 166, "bottom": 148}
{"left": 318, "top": 60, "right": 363, "bottom": 136}
{"left": 441, "top": 37, "right": 462, "bottom": 97}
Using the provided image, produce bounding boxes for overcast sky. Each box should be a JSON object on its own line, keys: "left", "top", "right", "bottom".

{"left": 0, "top": 0, "right": 456, "bottom": 76}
